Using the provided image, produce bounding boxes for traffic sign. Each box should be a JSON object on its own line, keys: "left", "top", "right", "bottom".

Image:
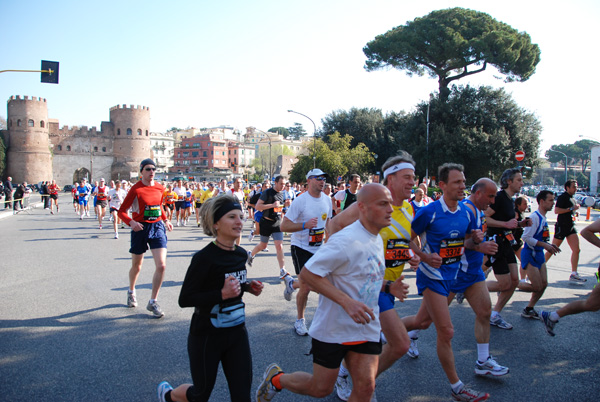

{"left": 515, "top": 150, "right": 525, "bottom": 161}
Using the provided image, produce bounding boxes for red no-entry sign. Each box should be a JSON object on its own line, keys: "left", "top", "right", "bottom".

{"left": 515, "top": 151, "right": 525, "bottom": 161}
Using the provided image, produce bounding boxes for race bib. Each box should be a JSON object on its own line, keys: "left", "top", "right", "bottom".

{"left": 385, "top": 239, "right": 413, "bottom": 267}
{"left": 542, "top": 224, "right": 550, "bottom": 242}
{"left": 439, "top": 238, "right": 465, "bottom": 265}
{"left": 308, "top": 227, "right": 325, "bottom": 247}
{"left": 144, "top": 205, "right": 162, "bottom": 222}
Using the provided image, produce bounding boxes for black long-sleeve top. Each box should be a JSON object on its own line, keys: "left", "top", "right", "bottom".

{"left": 179, "top": 242, "right": 248, "bottom": 334}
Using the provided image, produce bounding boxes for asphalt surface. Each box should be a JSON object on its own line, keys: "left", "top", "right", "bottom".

{"left": 1, "top": 198, "right": 599, "bottom": 401}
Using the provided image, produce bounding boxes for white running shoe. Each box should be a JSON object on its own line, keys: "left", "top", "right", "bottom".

{"left": 407, "top": 337, "right": 419, "bottom": 358}
{"left": 283, "top": 277, "right": 296, "bottom": 301}
{"left": 475, "top": 356, "right": 509, "bottom": 376}
{"left": 157, "top": 381, "right": 173, "bottom": 402}
{"left": 294, "top": 318, "right": 309, "bottom": 336}
{"left": 335, "top": 375, "right": 352, "bottom": 401}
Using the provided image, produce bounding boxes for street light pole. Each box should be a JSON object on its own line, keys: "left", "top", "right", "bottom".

{"left": 548, "top": 149, "right": 568, "bottom": 183}
{"left": 288, "top": 110, "right": 317, "bottom": 169}
{"left": 426, "top": 100, "right": 430, "bottom": 182}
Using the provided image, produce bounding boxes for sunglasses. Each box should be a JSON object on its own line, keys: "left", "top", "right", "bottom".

{"left": 309, "top": 176, "right": 326, "bottom": 181}
{"left": 144, "top": 167, "right": 156, "bottom": 171}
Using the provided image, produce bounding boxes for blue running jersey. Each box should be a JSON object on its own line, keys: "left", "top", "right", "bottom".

{"left": 412, "top": 197, "right": 472, "bottom": 281}
{"left": 459, "top": 199, "right": 485, "bottom": 274}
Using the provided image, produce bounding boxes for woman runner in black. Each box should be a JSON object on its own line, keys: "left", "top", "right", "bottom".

{"left": 157, "top": 195, "right": 264, "bottom": 402}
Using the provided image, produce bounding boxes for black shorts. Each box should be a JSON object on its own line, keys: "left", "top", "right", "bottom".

{"left": 554, "top": 223, "right": 577, "bottom": 240}
{"left": 110, "top": 207, "right": 118, "bottom": 214}
{"left": 175, "top": 201, "right": 185, "bottom": 211}
{"left": 163, "top": 204, "right": 174, "bottom": 211}
{"left": 50, "top": 193, "right": 58, "bottom": 200}
{"left": 291, "top": 245, "right": 314, "bottom": 275}
{"left": 490, "top": 236, "right": 517, "bottom": 275}
{"left": 259, "top": 218, "right": 281, "bottom": 238}
{"left": 195, "top": 202, "right": 202, "bottom": 209}
{"left": 310, "top": 338, "right": 382, "bottom": 369}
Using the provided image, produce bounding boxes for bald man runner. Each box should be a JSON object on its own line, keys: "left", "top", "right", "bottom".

{"left": 326, "top": 153, "right": 419, "bottom": 401}
{"left": 257, "top": 184, "right": 393, "bottom": 402}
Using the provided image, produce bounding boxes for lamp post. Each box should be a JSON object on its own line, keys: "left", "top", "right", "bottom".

{"left": 548, "top": 149, "right": 568, "bottom": 183}
{"left": 288, "top": 110, "right": 317, "bottom": 168}
{"left": 426, "top": 100, "right": 430, "bottom": 182}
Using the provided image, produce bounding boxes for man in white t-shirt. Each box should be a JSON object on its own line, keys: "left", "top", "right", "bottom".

{"left": 228, "top": 177, "right": 246, "bottom": 245}
{"left": 257, "top": 183, "right": 393, "bottom": 402}
{"left": 108, "top": 180, "right": 127, "bottom": 239}
{"left": 280, "top": 168, "right": 333, "bottom": 336}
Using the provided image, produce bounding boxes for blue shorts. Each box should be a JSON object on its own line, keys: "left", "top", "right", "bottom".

{"left": 184, "top": 201, "right": 191, "bottom": 208}
{"left": 78, "top": 198, "right": 88, "bottom": 206}
{"left": 521, "top": 247, "right": 545, "bottom": 270}
{"left": 416, "top": 269, "right": 453, "bottom": 297}
{"left": 378, "top": 292, "right": 395, "bottom": 313}
{"left": 450, "top": 268, "right": 485, "bottom": 294}
{"left": 254, "top": 211, "right": 263, "bottom": 223}
{"left": 129, "top": 221, "right": 167, "bottom": 255}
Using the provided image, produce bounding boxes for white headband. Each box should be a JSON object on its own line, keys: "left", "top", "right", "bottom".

{"left": 383, "top": 162, "right": 415, "bottom": 179}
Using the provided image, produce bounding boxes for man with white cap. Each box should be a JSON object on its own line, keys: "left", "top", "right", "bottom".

{"left": 280, "top": 168, "right": 333, "bottom": 336}
{"left": 118, "top": 159, "right": 174, "bottom": 318}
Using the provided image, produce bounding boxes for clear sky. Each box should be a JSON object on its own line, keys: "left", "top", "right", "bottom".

{"left": 2, "top": 0, "right": 598, "bottom": 155}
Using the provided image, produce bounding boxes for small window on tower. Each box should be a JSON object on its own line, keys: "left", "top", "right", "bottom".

{"left": 117, "top": 129, "right": 121, "bottom": 135}
{"left": 127, "top": 128, "right": 132, "bottom": 135}
{"left": 137, "top": 129, "right": 142, "bottom": 136}
{"left": 28, "top": 119, "right": 34, "bottom": 127}
{"left": 40, "top": 121, "right": 45, "bottom": 128}
{"left": 66, "top": 145, "right": 71, "bottom": 151}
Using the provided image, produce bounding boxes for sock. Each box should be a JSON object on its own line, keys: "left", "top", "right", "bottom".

{"left": 550, "top": 311, "right": 560, "bottom": 322}
{"left": 128, "top": 289, "right": 135, "bottom": 295}
{"left": 451, "top": 380, "right": 464, "bottom": 394}
{"left": 165, "top": 390, "right": 173, "bottom": 402}
{"left": 408, "top": 329, "right": 420, "bottom": 339}
{"left": 338, "top": 364, "right": 349, "bottom": 377}
{"left": 477, "top": 343, "right": 489, "bottom": 363}
{"left": 491, "top": 311, "right": 499, "bottom": 319}
{"left": 271, "top": 372, "right": 284, "bottom": 390}
{"left": 149, "top": 298, "right": 157, "bottom": 304}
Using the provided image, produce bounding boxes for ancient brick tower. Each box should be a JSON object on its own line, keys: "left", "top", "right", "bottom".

{"left": 109, "top": 104, "right": 151, "bottom": 180}
{"left": 5, "top": 96, "right": 52, "bottom": 184}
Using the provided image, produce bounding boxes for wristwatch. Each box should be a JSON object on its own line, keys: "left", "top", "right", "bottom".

{"left": 384, "top": 280, "right": 393, "bottom": 294}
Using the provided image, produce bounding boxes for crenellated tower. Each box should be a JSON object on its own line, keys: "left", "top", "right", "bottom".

{"left": 6, "top": 96, "right": 52, "bottom": 184}
{"left": 110, "top": 104, "right": 151, "bottom": 180}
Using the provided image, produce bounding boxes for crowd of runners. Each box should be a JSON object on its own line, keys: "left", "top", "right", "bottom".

{"left": 21, "top": 156, "right": 600, "bottom": 402}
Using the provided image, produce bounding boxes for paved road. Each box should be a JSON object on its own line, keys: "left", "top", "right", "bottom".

{"left": 1, "top": 198, "right": 599, "bottom": 401}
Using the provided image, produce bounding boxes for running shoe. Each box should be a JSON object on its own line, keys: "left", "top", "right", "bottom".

{"left": 197, "top": 223, "right": 201, "bottom": 227}
{"left": 490, "top": 314, "right": 513, "bottom": 330}
{"left": 114, "top": 233, "right": 119, "bottom": 239}
{"left": 451, "top": 386, "right": 489, "bottom": 401}
{"left": 407, "top": 337, "right": 419, "bottom": 358}
{"left": 456, "top": 293, "right": 465, "bottom": 304}
{"left": 127, "top": 291, "right": 137, "bottom": 308}
{"left": 569, "top": 272, "right": 587, "bottom": 284}
{"left": 256, "top": 363, "right": 282, "bottom": 402}
{"left": 475, "top": 356, "right": 509, "bottom": 376}
{"left": 99, "top": 225, "right": 102, "bottom": 230}
{"left": 264, "top": 247, "right": 270, "bottom": 252}
{"left": 283, "top": 277, "right": 296, "bottom": 301}
{"left": 146, "top": 300, "right": 165, "bottom": 318}
{"left": 540, "top": 310, "right": 556, "bottom": 337}
{"left": 279, "top": 268, "right": 288, "bottom": 279}
{"left": 294, "top": 318, "right": 309, "bottom": 336}
{"left": 157, "top": 381, "right": 173, "bottom": 402}
{"left": 248, "top": 230, "right": 255, "bottom": 242}
{"left": 521, "top": 307, "right": 540, "bottom": 320}
{"left": 335, "top": 375, "right": 352, "bottom": 401}
{"left": 247, "top": 251, "right": 254, "bottom": 267}
{"left": 80, "top": 215, "right": 83, "bottom": 220}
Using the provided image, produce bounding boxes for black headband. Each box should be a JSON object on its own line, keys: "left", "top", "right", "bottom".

{"left": 214, "top": 201, "right": 242, "bottom": 223}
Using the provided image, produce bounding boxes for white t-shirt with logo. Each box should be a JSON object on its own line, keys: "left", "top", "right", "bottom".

{"left": 305, "top": 220, "right": 385, "bottom": 344}
{"left": 285, "top": 191, "right": 332, "bottom": 253}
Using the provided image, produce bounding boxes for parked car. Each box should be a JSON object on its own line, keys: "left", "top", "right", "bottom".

{"left": 63, "top": 184, "right": 74, "bottom": 192}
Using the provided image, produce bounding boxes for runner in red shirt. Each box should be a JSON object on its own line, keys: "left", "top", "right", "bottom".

{"left": 48, "top": 180, "right": 60, "bottom": 214}
{"left": 118, "top": 159, "right": 174, "bottom": 318}
{"left": 93, "top": 178, "right": 109, "bottom": 229}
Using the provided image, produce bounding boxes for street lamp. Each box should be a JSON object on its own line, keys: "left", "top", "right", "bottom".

{"left": 548, "top": 149, "right": 568, "bottom": 183}
{"left": 288, "top": 110, "right": 317, "bottom": 169}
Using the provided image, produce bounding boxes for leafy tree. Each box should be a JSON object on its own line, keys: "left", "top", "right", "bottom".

{"left": 251, "top": 144, "right": 295, "bottom": 178}
{"left": 268, "top": 127, "right": 291, "bottom": 138}
{"left": 288, "top": 132, "right": 375, "bottom": 184}
{"left": 363, "top": 8, "right": 541, "bottom": 100}
{"left": 546, "top": 140, "right": 599, "bottom": 172}
{"left": 398, "top": 85, "right": 542, "bottom": 181}
{"left": 0, "top": 132, "right": 6, "bottom": 178}
{"left": 321, "top": 108, "right": 403, "bottom": 171}
{"left": 288, "top": 123, "right": 307, "bottom": 140}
